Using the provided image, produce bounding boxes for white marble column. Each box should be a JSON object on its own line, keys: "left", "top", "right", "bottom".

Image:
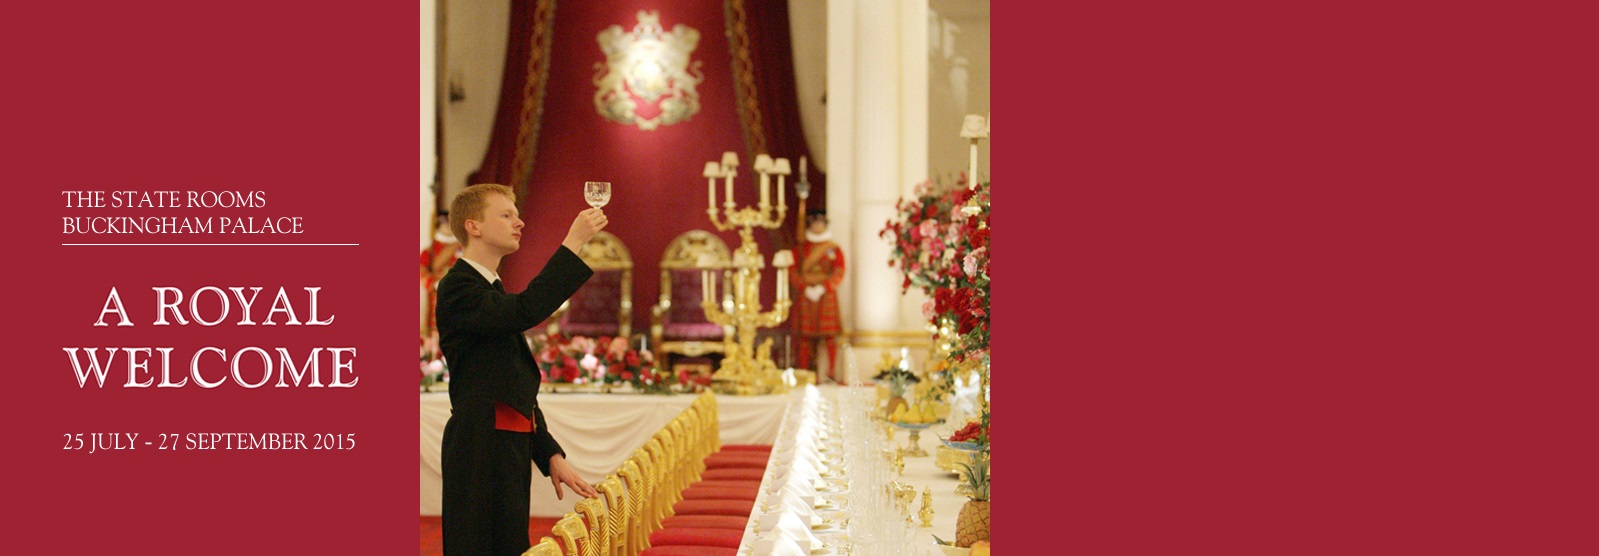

{"left": 896, "top": 0, "right": 932, "bottom": 332}
{"left": 827, "top": 0, "right": 931, "bottom": 382}
{"left": 421, "top": 0, "right": 438, "bottom": 334}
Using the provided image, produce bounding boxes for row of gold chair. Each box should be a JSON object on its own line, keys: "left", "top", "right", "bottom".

{"left": 524, "top": 392, "right": 726, "bottom": 556}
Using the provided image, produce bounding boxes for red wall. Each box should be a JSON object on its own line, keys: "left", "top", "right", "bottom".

{"left": 501, "top": 2, "right": 795, "bottom": 334}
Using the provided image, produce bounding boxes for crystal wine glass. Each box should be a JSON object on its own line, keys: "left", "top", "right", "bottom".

{"left": 584, "top": 181, "right": 611, "bottom": 209}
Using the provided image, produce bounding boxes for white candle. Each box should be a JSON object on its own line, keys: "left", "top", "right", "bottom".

{"left": 760, "top": 172, "right": 770, "bottom": 207}
{"left": 721, "top": 152, "right": 738, "bottom": 205}
{"left": 959, "top": 115, "right": 987, "bottom": 190}
{"left": 969, "top": 141, "right": 979, "bottom": 190}
{"left": 777, "top": 175, "right": 786, "bottom": 209}
{"left": 704, "top": 161, "right": 721, "bottom": 211}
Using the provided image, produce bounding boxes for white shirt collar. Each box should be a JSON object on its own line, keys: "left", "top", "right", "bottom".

{"left": 460, "top": 257, "right": 501, "bottom": 285}
{"left": 805, "top": 230, "right": 833, "bottom": 243}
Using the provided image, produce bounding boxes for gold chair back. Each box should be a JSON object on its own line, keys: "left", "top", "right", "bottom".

{"left": 584, "top": 392, "right": 732, "bottom": 556}
{"left": 550, "top": 514, "right": 587, "bottom": 556}
{"left": 618, "top": 456, "right": 650, "bottom": 554}
{"left": 642, "top": 437, "right": 671, "bottom": 525}
{"left": 522, "top": 537, "right": 563, "bottom": 556}
{"left": 574, "top": 497, "right": 606, "bottom": 556}
{"left": 595, "top": 475, "right": 627, "bottom": 556}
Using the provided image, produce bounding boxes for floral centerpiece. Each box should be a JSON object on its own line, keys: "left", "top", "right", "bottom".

{"left": 871, "top": 351, "right": 920, "bottom": 416}
{"left": 674, "top": 368, "right": 713, "bottom": 393}
{"left": 528, "top": 333, "right": 588, "bottom": 386}
{"left": 879, "top": 177, "right": 990, "bottom": 363}
{"left": 528, "top": 333, "right": 691, "bottom": 394}
{"left": 597, "top": 336, "right": 678, "bottom": 394}
{"left": 884, "top": 175, "right": 991, "bottom": 468}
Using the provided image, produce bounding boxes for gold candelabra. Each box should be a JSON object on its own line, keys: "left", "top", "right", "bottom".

{"left": 699, "top": 151, "right": 794, "bottom": 394}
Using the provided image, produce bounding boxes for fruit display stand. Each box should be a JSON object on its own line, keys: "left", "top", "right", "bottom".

{"left": 936, "top": 444, "right": 984, "bottom": 474}
{"left": 887, "top": 403, "right": 984, "bottom": 554}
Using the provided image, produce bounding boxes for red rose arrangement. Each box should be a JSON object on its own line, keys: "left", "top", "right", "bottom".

{"left": 528, "top": 333, "right": 662, "bottom": 388}
{"left": 675, "top": 368, "right": 713, "bottom": 393}
{"left": 880, "top": 177, "right": 990, "bottom": 362}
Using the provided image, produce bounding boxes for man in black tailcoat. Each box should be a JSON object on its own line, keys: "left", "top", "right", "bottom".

{"left": 436, "top": 183, "right": 607, "bottom": 556}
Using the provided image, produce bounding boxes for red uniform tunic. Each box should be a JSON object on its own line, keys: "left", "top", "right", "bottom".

{"left": 792, "top": 237, "right": 844, "bottom": 376}
{"left": 793, "top": 239, "right": 845, "bottom": 336}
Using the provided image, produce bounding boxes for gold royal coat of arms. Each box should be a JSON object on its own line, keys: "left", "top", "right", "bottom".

{"left": 593, "top": 11, "right": 705, "bottom": 130}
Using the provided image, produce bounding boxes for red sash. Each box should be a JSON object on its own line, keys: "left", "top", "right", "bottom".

{"left": 493, "top": 402, "right": 535, "bottom": 433}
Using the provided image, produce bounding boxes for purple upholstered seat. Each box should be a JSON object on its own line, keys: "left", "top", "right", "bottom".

{"left": 661, "top": 270, "right": 724, "bottom": 341}
{"left": 560, "top": 270, "right": 626, "bottom": 337}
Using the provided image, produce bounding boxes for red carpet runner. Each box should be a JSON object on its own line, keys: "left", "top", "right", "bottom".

{"left": 419, "top": 444, "right": 772, "bottom": 555}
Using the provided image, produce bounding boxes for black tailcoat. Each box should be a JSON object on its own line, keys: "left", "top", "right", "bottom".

{"left": 436, "top": 246, "right": 592, "bottom": 556}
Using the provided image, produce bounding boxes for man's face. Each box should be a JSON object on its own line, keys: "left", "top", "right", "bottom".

{"left": 470, "top": 193, "right": 523, "bottom": 255}
{"left": 808, "top": 218, "right": 828, "bottom": 235}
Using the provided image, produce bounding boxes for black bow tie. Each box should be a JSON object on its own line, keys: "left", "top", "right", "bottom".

{"left": 492, "top": 280, "right": 506, "bottom": 293}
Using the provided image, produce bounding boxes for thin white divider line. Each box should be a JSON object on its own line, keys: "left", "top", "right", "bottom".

{"left": 62, "top": 243, "right": 360, "bottom": 246}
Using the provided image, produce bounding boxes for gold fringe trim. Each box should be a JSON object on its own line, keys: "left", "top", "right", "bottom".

{"left": 725, "top": 0, "right": 766, "bottom": 160}
{"left": 510, "top": 0, "right": 558, "bottom": 202}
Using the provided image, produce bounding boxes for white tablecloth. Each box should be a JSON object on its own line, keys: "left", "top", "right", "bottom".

{"left": 739, "top": 386, "right": 972, "bottom": 556}
{"left": 420, "top": 391, "right": 789, "bottom": 517}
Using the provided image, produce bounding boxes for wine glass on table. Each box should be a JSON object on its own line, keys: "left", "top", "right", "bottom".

{"left": 584, "top": 181, "right": 611, "bottom": 209}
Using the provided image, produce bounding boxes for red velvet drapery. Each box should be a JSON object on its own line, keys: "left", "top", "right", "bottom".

{"left": 467, "top": 0, "right": 556, "bottom": 199}
{"left": 472, "top": 1, "right": 822, "bottom": 337}
{"left": 726, "top": 0, "right": 827, "bottom": 253}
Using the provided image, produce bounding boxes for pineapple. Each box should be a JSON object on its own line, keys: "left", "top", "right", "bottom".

{"left": 954, "top": 458, "right": 990, "bottom": 547}
{"left": 884, "top": 374, "right": 911, "bottom": 418}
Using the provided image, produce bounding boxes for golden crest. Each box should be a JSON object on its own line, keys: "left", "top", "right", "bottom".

{"left": 593, "top": 11, "right": 704, "bottom": 130}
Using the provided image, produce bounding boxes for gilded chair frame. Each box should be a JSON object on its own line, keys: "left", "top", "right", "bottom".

{"left": 618, "top": 457, "right": 650, "bottom": 554}
{"left": 584, "top": 392, "right": 725, "bottom": 556}
{"left": 550, "top": 514, "right": 588, "bottom": 556}
{"left": 642, "top": 437, "right": 670, "bottom": 528}
{"left": 522, "top": 537, "right": 563, "bottom": 556}
{"left": 548, "top": 231, "right": 634, "bottom": 338}
{"left": 595, "top": 475, "right": 627, "bottom": 556}
{"left": 650, "top": 230, "right": 734, "bottom": 364}
{"left": 574, "top": 497, "right": 607, "bottom": 556}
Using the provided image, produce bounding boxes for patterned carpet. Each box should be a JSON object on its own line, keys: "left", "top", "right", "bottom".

{"left": 419, "top": 516, "right": 562, "bottom": 555}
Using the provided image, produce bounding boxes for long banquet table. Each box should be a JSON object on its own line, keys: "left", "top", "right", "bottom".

{"left": 421, "top": 390, "right": 790, "bottom": 517}
{"left": 738, "top": 386, "right": 976, "bottom": 556}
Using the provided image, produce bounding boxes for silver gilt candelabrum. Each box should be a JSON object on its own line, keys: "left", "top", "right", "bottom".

{"left": 700, "top": 151, "right": 794, "bottom": 394}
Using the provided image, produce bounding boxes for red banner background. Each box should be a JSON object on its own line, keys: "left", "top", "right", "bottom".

{"left": 493, "top": 2, "right": 807, "bottom": 334}
{"left": 6, "top": 1, "right": 416, "bottom": 554}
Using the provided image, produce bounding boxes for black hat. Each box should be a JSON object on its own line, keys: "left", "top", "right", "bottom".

{"left": 805, "top": 209, "right": 827, "bottom": 223}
